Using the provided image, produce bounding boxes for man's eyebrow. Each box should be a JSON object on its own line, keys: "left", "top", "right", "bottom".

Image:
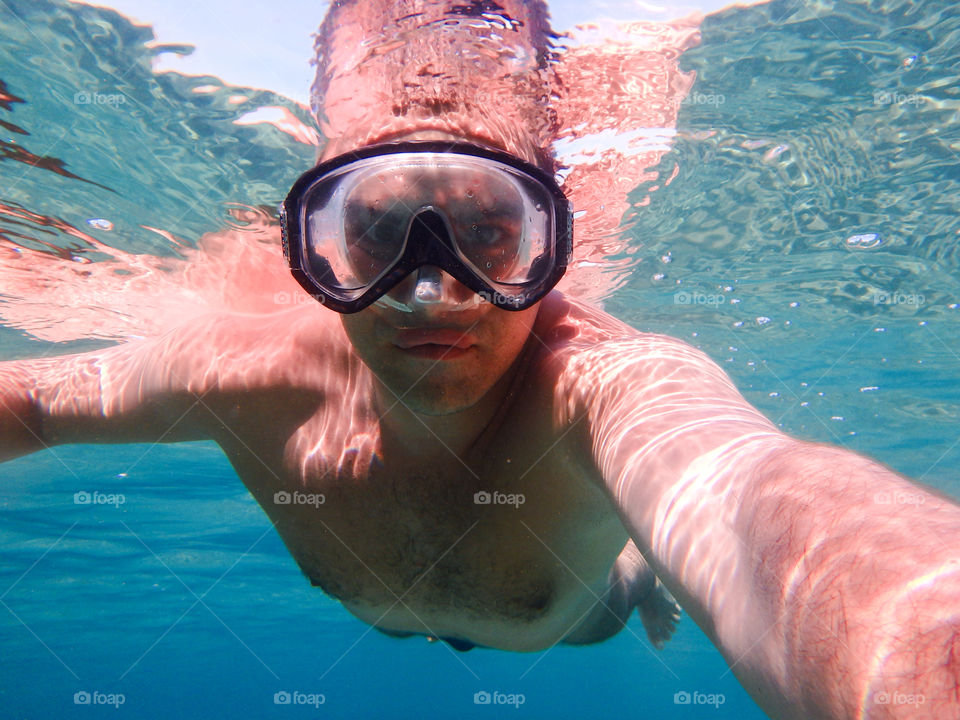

{"left": 446, "top": 199, "right": 521, "bottom": 214}
{"left": 345, "top": 197, "right": 414, "bottom": 210}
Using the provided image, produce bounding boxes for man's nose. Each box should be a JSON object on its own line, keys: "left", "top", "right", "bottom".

{"left": 378, "top": 265, "right": 482, "bottom": 313}
{"left": 413, "top": 265, "right": 454, "bottom": 304}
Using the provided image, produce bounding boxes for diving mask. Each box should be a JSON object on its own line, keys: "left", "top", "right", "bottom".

{"left": 279, "top": 142, "right": 572, "bottom": 313}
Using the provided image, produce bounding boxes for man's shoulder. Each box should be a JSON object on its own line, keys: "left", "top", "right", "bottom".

{"left": 529, "top": 293, "right": 740, "bottom": 409}
{"left": 534, "top": 292, "right": 708, "bottom": 361}
{"left": 145, "top": 304, "right": 352, "bottom": 395}
{"left": 529, "top": 295, "right": 766, "bottom": 448}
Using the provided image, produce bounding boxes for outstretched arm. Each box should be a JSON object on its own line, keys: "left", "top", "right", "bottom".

{"left": 0, "top": 362, "right": 46, "bottom": 461}
{"left": 0, "top": 337, "right": 211, "bottom": 461}
{"left": 0, "top": 307, "right": 334, "bottom": 463}
{"left": 563, "top": 333, "right": 960, "bottom": 719}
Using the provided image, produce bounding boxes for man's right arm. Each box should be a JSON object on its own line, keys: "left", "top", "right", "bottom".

{"left": 0, "top": 363, "right": 46, "bottom": 461}
{"left": 0, "top": 333, "right": 216, "bottom": 463}
{"left": 0, "top": 307, "right": 336, "bottom": 463}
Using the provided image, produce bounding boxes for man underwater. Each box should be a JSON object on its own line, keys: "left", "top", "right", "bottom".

{"left": 1, "top": 1, "right": 959, "bottom": 718}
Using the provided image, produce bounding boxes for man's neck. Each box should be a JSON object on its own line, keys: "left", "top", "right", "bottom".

{"left": 373, "top": 340, "right": 533, "bottom": 470}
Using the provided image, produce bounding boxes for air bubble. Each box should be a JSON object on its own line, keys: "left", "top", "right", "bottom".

{"left": 87, "top": 218, "right": 114, "bottom": 231}
{"left": 845, "top": 233, "right": 882, "bottom": 249}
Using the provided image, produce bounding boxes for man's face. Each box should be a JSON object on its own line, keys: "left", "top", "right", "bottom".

{"left": 325, "top": 130, "right": 546, "bottom": 415}
{"left": 340, "top": 274, "right": 539, "bottom": 416}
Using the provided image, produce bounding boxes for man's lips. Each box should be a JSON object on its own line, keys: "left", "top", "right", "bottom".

{"left": 392, "top": 328, "right": 475, "bottom": 350}
{"left": 391, "top": 328, "right": 477, "bottom": 359}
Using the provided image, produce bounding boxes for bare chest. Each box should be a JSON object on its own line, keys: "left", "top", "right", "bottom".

{"left": 232, "top": 418, "right": 625, "bottom": 646}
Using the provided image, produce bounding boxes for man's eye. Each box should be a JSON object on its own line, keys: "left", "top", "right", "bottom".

{"left": 346, "top": 207, "right": 403, "bottom": 247}
{"left": 468, "top": 223, "right": 500, "bottom": 244}
{"left": 462, "top": 218, "right": 520, "bottom": 246}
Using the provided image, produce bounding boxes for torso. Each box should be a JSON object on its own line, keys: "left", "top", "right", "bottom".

{"left": 201, "top": 297, "right": 633, "bottom": 651}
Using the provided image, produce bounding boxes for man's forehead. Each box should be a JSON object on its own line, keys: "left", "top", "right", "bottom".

{"left": 318, "top": 129, "right": 507, "bottom": 163}
{"left": 311, "top": 0, "right": 557, "bottom": 172}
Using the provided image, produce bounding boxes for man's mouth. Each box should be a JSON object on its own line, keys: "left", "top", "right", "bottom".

{"left": 392, "top": 328, "right": 475, "bottom": 359}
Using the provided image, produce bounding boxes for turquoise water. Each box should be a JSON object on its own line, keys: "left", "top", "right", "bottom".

{"left": 2, "top": 0, "right": 959, "bottom": 717}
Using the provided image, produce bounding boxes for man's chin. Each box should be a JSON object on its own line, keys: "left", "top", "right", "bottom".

{"left": 386, "top": 376, "right": 489, "bottom": 417}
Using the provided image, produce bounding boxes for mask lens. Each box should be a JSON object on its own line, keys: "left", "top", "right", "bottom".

{"left": 342, "top": 200, "right": 408, "bottom": 285}
{"left": 302, "top": 166, "right": 412, "bottom": 293}
{"left": 444, "top": 169, "right": 551, "bottom": 286}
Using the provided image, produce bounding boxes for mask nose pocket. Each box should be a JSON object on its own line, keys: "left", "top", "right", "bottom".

{"left": 413, "top": 265, "right": 445, "bottom": 303}
{"left": 406, "top": 208, "right": 453, "bottom": 248}
{"left": 403, "top": 208, "right": 466, "bottom": 305}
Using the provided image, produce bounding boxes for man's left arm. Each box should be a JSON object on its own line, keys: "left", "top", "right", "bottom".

{"left": 559, "top": 333, "right": 960, "bottom": 720}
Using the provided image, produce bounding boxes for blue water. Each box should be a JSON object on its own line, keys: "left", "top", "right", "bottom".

{"left": 2, "top": 0, "right": 960, "bottom": 717}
